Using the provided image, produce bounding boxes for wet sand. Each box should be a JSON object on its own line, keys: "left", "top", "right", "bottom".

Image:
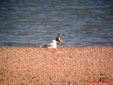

{"left": 0, "top": 47, "right": 113, "bottom": 85}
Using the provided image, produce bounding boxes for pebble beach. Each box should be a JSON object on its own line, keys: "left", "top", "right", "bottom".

{"left": 0, "top": 47, "right": 113, "bottom": 85}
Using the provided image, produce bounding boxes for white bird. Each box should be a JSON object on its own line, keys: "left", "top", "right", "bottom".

{"left": 40, "top": 40, "right": 57, "bottom": 48}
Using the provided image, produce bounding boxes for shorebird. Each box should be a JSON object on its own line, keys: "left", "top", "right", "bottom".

{"left": 40, "top": 40, "right": 57, "bottom": 48}
{"left": 56, "top": 33, "right": 62, "bottom": 44}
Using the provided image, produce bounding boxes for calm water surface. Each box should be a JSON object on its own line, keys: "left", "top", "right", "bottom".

{"left": 0, "top": 0, "right": 113, "bottom": 47}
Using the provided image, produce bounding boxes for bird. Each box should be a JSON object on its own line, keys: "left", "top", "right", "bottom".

{"left": 56, "top": 33, "right": 62, "bottom": 44}
{"left": 40, "top": 40, "right": 57, "bottom": 48}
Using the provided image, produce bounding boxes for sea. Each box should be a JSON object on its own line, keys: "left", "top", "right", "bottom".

{"left": 0, "top": 0, "right": 113, "bottom": 47}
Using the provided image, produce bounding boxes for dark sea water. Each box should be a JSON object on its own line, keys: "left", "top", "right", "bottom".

{"left": 0, "top": 0, "right": 113, "bottom": 47}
